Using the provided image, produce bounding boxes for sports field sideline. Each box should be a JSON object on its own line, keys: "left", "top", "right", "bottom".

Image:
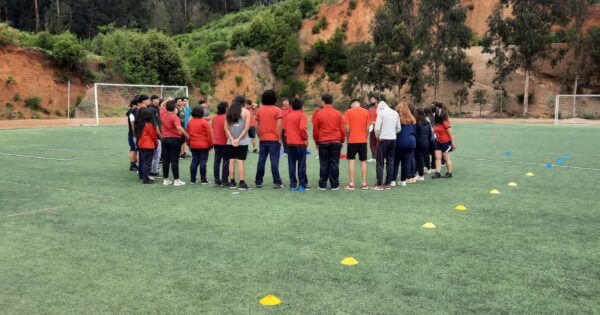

{"left": 1, "top": 122, "right": 599, "bottom": 314}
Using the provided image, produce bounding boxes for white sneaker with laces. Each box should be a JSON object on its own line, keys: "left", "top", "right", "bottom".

{"left": 367, "top": 158, "right": 376, "bottom": 163}
{"left": 390, "top": 181, "right": 397, "bottom": 187}
{"left": 163, "top": 179, "right": 173, "bottom": 186}
{"left": 400, "top": 181, "right": 407, "bottom": 187}
{"left": 416, "top": 176, "right": 425, "bottom": 181}
{"left": 174, "top": 179, "right": 186, "bottom": 187}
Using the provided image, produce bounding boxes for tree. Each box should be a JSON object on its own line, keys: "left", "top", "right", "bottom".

{"left": 562, "top": 0, "right": 594, "bottom": 96}
{"left": 33, "top": 0, "right": 40, "bottom": 32}
{"left": 413, "top": 0, "right": 473, "bottom": 101}
{"left": 450, "top": 86, "right": 469, "bottom": 114}
{"left": 473, "top": 89, "right": 487, "bottom": 117}
{"left": 276, "top": 33, "right": 302, "bottom": 79}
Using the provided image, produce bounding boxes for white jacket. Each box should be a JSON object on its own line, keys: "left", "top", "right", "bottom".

{"left": 374, "top": 101, "right": 401, "bottom": 140}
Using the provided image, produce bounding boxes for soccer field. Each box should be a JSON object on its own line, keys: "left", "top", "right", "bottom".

{"left": 1, "top": 123, "right": 599, "bottom": 314}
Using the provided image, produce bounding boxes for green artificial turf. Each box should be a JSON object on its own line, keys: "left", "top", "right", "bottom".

{"left": 0, "top": 123, "right": 599, "bottom": 314}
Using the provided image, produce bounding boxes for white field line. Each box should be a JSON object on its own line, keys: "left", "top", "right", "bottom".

{"left": 1, "top": 205, "right": 69, "bottom": 218}
{"left": 455, "top": 156, "right": 600, "bottom": 171}
{"left": 0, "top": 152, "right": 122, "bottom": 161}
{"left": 0, "top": 180, "right": 116, "bottom": 198}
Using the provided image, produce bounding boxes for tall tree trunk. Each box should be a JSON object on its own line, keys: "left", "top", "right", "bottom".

{"left": 183, "top": 0, "right": 188, "bottom": 28}
{"left": 523, "top": 68, "right": 530, "bottom": 115}
{"left": 56, "top": 0, "right": 60, "bottom": 20}
{"left": 223, "top": 0, "right": 228, "bottom": 14}
{"left": 34, "top": 0, "right": 40, "bottom": 32}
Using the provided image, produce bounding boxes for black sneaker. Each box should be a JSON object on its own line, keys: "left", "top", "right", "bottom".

{"left": 253, "top": 149, "right": 258, "bottom": 153}
{"left": 130, "top": 165, "right": 139, "bottom": 172}
{"left": 142, "top": 179, "right": 154, "bottom": 184}
{"left": 432, "top": 172, "right": 442, "bottom": 179}
{"left": 255, "top": 184, "right": 263, "bottom": 189}
{"left": 229, "top": 180, "right": 237, "bottom": 189}
{"left": 443, "top": 173, "right": 453, "bottom": 178}
{"left": 201, "top": 180, "right": 210, "bottom": 185}
{"left": 238, "top": 181, "right": 249, "bottom": 191}
{"left": 273, "top": 184, "right": 285, "bottom": 189}
{"left": 214, "top": 181, "right": 222, "bottom": 187}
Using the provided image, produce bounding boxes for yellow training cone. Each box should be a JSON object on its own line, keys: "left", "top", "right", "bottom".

{"left": 507, "top": 182, "right": 518, "bottom": 187}
{"left": 489, "top": 189, "right": 501, "bottom": 194}
{"left": 422, "top": 222, "right": 436, "bottom": 229}
{"left": 259, "top": 295, "right": 281, "bottom": 306}
{"left": 454, "top": 205, "right": 467, "bottom": 211}
{"left": 526, "top": 172, "right": 535, "bottom": 177}
{"left": 341, "top": 256, "right": 359, "bottom": 266}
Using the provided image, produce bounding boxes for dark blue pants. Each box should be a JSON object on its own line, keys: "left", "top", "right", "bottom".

{"left": 393, "top": 148, "right": 415, "bottom": 182}
{"left": 139, "top": 149, "right": 154, "bottom": 181}
{"left": 213, "top": 145, "right": 229, "bottom": 185}
{"left": 162, "top": 137, "right": 181, "bottom": 179}
{"left": 281, "top": 130, "right": 289, "bottom": 154}
{"left": 287, "top": 146, "right": 308, "bottom": 188}
{"left": 255, "top": 141, "right": 283, "bottom": 186}
{"left": 415, "top": 144, "right": 429, "bottom": 176}
{"left": 318, "top": 142, "right": 341, "bottom": 189}
{"left": 190, "top": 149, "right": 209, "bottom": 183}
{"left": 376, "top": 140, "right": 395, "bottom": 186}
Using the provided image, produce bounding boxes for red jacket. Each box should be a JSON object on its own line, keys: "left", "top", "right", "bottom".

{"left": 186, "top": 118, "right": 213, "bottom": 149}
{"left": 313, "top": 105, "right": 345, "bottom": 144}
{"left": 285, "top": 110, "right": 308, "bottom": 147}
{"left": 138, "top": 123, "right": 158, "bottom": 149}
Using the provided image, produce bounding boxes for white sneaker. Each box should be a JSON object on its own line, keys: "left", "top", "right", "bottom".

{"left": 148, "top": 176, "right": 156, "bottom": 181}
{"left": 367, "top": 158, "right": 376, "bottom": 163}
{"left": 390, "top": 181, "right": 397, "bottom": 187}
{"left": 400, "top": 181, "right": 407, "bottom": 187}
{"left": 163, "top": 179, "right": 173, "bottom": 186}
{"left": 174, "top": 179, "right": 186, "bottom": 187}
{"left": 416, "top": 176, "right": 425, "bottom": 181}
{"left": 315, "top": 156, "right": 319, "bottom": 160}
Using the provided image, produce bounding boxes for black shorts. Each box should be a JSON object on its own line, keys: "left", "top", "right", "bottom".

{"left": 248, "top": 126, "right": 257, "bottom": 139}
{"left": 435, "top": 141, "right": 453, "bottom": 153}
{"left": 347, "top": 143, "right": 368, "bottom": 161}
{"left": 228, "top": 145, "right": 249, "bottom": 160}
{"left": 128, "top": 134, "right": 138, "bottom": 151}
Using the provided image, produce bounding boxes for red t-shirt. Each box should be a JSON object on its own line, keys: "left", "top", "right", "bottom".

{"left": 434, "top": 121, "right": 452, "bottom": 143}
{"left": 256, "top": 105, "right": 283, "bottom": 141}
{"left": 313, "top": 105, "right": 345, "bottom": 144}
{"left": 281, "top": 106, "right": 292, "bottom": 130}
{"left": 286, "top": 110, "right": 308, "bottom": 147}
{"left": 162, "top": 112, "right": 182, "bottom": 138}
{"left": 138, "top": 123, "right": 158, "bottom": 149}
{"left": 212, "top": 114, "right": 227, "bottom": 145}
{"left": 345, "top": 107, "right": 371, "bottom": 144}
{"left": 368, "top": 105, "right": 377, "bottom": 123}
{"left": 186, "top": 118, "right": 213, "bottom": 149}
{"left": 247, "top": 107, "right": 256, "bottom": 127}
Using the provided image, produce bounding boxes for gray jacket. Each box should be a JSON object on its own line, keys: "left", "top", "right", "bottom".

{"left": 374, "top": 101, "right": 401, "bottom": 140}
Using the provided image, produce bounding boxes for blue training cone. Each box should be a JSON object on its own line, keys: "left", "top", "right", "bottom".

{"left": 505, "top": 151, "right": 512, "bottom": 157}
{"left": 546, "top": 163, "right": 554, "bottom": 169}
{"left": 563, "top": 155, "right": 572, "bottom": 159}
{"left": 556, "top": 159, "right": 565, "bottom": 165}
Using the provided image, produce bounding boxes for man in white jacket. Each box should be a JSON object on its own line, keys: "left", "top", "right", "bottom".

{"left": 373, "top": 101, "right": 401, "bottom": 190}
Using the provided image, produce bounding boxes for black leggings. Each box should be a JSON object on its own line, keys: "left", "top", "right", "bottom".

{"left": 162, "top": 137, "right": 182, "bottom": 180}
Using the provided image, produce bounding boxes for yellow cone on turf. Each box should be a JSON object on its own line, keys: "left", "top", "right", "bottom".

{"left": 422, "top": 222, "right": 436, "bottom": 229}
{"left": 259, "top": 295, "right": 281, "bottom": 306}
{"left": 341, "top": 256, "right": 359, "bottom": 266}
{"left": 454, "top": 205, "right": 467, "bottom": 211}
{"left": 526, "top": 172, "right": 535, "bottom": 177}
{"left": 489, "top": 189, "right": 501, "bottom": 194}
{"left": 507, "top": 182, "right": 518, "bottom": 187}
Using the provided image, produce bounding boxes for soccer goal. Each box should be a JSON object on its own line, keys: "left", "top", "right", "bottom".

{"left": 554, "top": 95, "right": 600, "bottom": 124}
{"left": 70, "top": 83, "right": 189, "bottom": 126}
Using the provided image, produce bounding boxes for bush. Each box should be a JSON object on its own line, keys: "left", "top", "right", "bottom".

{"left": 312, "top": 17, "right": 328, "bottom": 34}
{"left": 349, "top": 0, "right": 357, "bottom": 10}
{"left": 235, "top": 75, "right": 243, "bottom": 87}
{"left": 13, "top": 93, "right": 20, "bottom": 102}
{"left": 51, "top": 32, "right": 84, "bottom": 70}
{"left": 5, "top": 74, "right": 15, "bottom": 86}
{"left": 299, "top": 0, "right": 318, "bottom": 18}
{"left": 24, "top": 96, "right": 42, "bottom": 111}
{"left": 54, "top": 110, "right": 63, "bottom": 117}
{"left": 279, "top": 78, "right": 307, "bottom": 98}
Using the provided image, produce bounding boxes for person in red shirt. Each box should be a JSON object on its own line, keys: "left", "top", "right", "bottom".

{"left": 432, "top": 106, "right": 457, "bottom": 179}
{"left": 187, "top": 107, "right": 213, "bottom": 185}
{"left": 281, "top": 98, "right": 293, "bottom": 155}
{"left": 161, "top": 100, "right": 189, "bottom": 187}
{"left": 313, "top": 94, "right": 345, "bottom": 190}
{"left": 135, "top": 107, "right": 161, "bottom": 184}
{"left": 245, "top": 99, "right": 258, "bottom": 153}
{"left": 344, "top": 99, "right": 371, "bottom": 190}
{"left": 367, "top": 95, "right": 379, "bottom": 163}
{"left": 285, "top": 98, "right": 309, "bottom": 191}
{"left": 254, "top": 90, "right": 285, "bottom": 189}
{"left": 211, "top": 101, "right": 229, "bottom": 187}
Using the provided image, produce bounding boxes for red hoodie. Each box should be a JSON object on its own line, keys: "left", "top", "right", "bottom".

{"left": 285, "top": 110, "right": 308, "bottom": 147}
{"left": 138, "top": 123, "right": 158, "bottom": 149}
{"left": 186, "top": 118, "right": 213, "bottom": 149}
{"left": 313, "top": 105, "right": 345, "bottom": 144}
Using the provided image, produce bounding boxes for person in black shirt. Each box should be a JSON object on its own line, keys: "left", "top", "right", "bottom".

{"left": 148, "top": 95, "right": 163, "bottom": 177}
{"left": 126, "top": 96, "right": 140, "bottom": 171}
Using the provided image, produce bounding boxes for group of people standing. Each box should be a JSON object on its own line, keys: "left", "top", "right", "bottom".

{"left": 127, "top": 90, "right": 456, "bottom": 191}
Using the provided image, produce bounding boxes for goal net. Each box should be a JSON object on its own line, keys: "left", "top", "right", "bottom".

{"left": 554, "top": 95, "right": 600, "bottom": 124}
{"left": 71, "top": 83, "right": 189, "bottom": 126}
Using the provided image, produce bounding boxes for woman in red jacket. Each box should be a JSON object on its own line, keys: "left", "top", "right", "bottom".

{"left": 187, "top": 107, "right": 213, "bottom": 184}
{"left": 135, "top": 108, "right": 161, "bottom": 184}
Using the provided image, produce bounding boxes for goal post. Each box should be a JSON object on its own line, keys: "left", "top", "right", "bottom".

{"left": 554, "top": 95, "right": 600, "bottom": 124}
{"left": 71, "top": 83, "right": 189, "bottom": 126}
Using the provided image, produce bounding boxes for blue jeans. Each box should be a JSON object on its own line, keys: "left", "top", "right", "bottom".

{"left": 190, "top": 149, "right": 209, "bottom": 183}
{"left": 318, "top": 142, "right": 341, "bottom": 189}
{"left": 287, "top": 146, "right": 308, "bottom": 188}
{"left": 213, "top": 145, "right": 229, "bottom": 184}
{"left": 255, "top": 141, "right": 283, "bottom": 186}
{"left": 393, "top": 148, "right": 415, "bottom": 182}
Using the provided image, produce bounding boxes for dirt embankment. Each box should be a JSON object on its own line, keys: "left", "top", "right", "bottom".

{"left": 0, "top": 44, "right": 88, "bottom": 120}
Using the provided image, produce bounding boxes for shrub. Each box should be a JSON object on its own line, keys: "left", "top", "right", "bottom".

{"left": 235, "top": 75, "right": 243, "bottom": 87}
{"left": 299, "top": 0, "right": 318, "bottom": 18}
{"left": 348, "top": 0, "right": 357, "bottom": 15}
{"left": 5, "top": 74, "right": 15, "bottom": 87}
{"left": 279, "top": 78, "right": 307, "bottom": 98}
{"left": 13, "top": 93, "right": 21, "bottom": 102}
{"left": 24, "top": 96, "right": 42, "bottom": 111}
{"left": 51, "top": 32, "right": 84, "bottom": 70}
{"left": 312, "top": 17, "right": 328, "bottom": 34}
{"left": 54, "top": 110, "right": 63, "bottom": 117}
